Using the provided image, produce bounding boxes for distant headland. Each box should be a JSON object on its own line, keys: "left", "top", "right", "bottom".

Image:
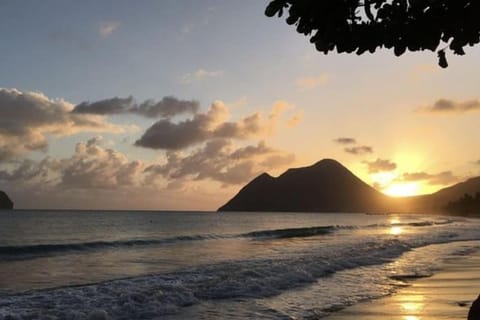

{"left": 218, "top": 159, "right": 480, "bottom": 214}
{"left": 0, "top": 191, "right": 14, "bottom": 209}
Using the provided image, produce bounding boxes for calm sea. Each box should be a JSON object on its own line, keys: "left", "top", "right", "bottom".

{"left": 0, "top": 210, "right": 480, "bottom": 319}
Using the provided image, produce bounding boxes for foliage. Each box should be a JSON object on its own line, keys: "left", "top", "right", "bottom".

{"left": 265, "top": 0, "right": 480, "bottom": 68}
{"left": 445, "top": 192, "right": 480, "bottom": 215}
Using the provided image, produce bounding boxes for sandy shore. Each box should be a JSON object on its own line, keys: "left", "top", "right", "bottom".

{"left": 324, "top": 243, "right": 480, "bottom": 320}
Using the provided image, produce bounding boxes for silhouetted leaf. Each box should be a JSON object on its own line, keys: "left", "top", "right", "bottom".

{"left": 266, "top": 0, "right": 480, "bottom": 68}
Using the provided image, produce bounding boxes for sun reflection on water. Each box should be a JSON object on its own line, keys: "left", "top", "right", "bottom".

{"left": 398, "top": 294, "right": 424, "bottom": 320}
{"left": 390, "top": 226, "right": 403, "bottom": 235}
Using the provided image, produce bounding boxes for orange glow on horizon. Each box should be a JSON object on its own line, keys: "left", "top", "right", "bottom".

{"left": 383, "top": 182, "right": 420, "bottom": 197}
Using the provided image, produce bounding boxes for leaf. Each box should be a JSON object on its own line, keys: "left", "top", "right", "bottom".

{"left": 438, "top": 50, "right": 448, "bottom": 68}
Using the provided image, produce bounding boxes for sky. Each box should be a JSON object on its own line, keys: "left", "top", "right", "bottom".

{"left": 1, "top": 0, "right": 479, "bottom": 210}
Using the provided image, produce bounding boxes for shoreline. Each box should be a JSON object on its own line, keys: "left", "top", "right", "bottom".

{"left": 324, "top": 241, "right": 480, "bottom": 320}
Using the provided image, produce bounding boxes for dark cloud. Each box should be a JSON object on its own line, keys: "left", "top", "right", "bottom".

{"left": 134, "top": 119, "right": 210, "bottom": 150}
{"left": 72, "top": 95, "right": 199, "bottom": 118}
{"left": 135, "top": 102, "right": 268, "bottom": 150}
{"left": 145, "top": 139, "right": 295, "bottom": 186}
{"left": 73, "top": 96, "right": 134, "bottom": 115}
{"left": 345, "top": 145, "right": 373, "bottom": 155}
{"left": 420, "top": 98, "right": 480, "bottom": 114}
{"left": 0, "top": 88, "right": 121, "bottom": 162}
{"left": 364, "top": 158, "right": 397, "bottom": 173}
{"left": 333, "top": 137, "right": 357, "bottom": 145}
{"left": 401, "top": 171, "right": 459, "bottom": 185}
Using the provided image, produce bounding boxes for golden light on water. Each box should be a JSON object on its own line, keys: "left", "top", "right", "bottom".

{"left": 390, "top": 217, "right": 400, "bottom": 224}
{"left": 390, "top": 226, "right": 403, "bottom": 235}
{"left": 398, "top": 294, "right": 425, "bottom": 320}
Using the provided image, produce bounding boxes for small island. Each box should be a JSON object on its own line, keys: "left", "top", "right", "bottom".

{"left": 0, "top": 190, "right": 14, "bottom": 209}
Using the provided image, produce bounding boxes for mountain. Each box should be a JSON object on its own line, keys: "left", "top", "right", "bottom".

{"left": 218, "top": 159, "right": 480, "bottom": 214}
{"left": 218, "top": 159, "right": 391, "bottom": 212}
{"left": 0, "top": 191, "right": 13, "bottom": 209}
{"left": 416, "top": 176, "right": 480, "bottom": 212}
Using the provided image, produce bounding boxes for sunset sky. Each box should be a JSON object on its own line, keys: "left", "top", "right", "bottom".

{"left": 1, "top": 0, "right": 479, "bottom": 210}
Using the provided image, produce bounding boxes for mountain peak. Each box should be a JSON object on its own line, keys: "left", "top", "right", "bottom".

{"left": 311, "top": 158, "right": 345, "bottom": 169}
{"left": 218, "top": 159, "right": 388, "bottom": 212}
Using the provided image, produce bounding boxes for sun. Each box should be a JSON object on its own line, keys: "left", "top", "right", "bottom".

{"left": 383, "top": 182, "right": 419, "bottom": 197}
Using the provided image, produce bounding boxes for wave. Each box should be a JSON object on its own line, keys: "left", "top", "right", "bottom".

{"left": 2, "top": 233, "right": 480, "bottom": 320}
{"left": 367, "top": 218, "right": 457, "bottom": 229}
{"left": 0, "top": 225, "right": 339, "bottom": 259}
{"left": 0, "top": 219, "right": 459, "bottom": 260}
{"left": 242, "top": 225, "right": 336, "bottom": 239}
{"left": 0, "top": 236, "right": 220, "bottom": 259}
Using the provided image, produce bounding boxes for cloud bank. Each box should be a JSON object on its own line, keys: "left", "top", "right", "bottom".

{"left": 0, "top": 88, "right": 122, "bottom": 162}
{"left": 135, "top": 100, "right": 297, "bottom": 150}
{"left": 145, "top": 139, "right": 295, "bottom": 186}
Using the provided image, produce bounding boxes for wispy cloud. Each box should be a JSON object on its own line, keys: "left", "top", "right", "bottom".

{"left": 333, "top": 137, "right": 357, "bottom": 145}
{"left": 400, "top": 171, "right": 459, "bottom": 186}
{"left": 364, "top": 158, "right": 397, "bottom": 173}
{"left": 99, "top": 21, "right": 120, "bottom": 37}
{"left": 417, "top": 98, "right": 480, "bottom": 114}
{"left": 181, "top": 69, "right": 223, "bottom": 84}
{"left": 296, "top": 73, "right": 329, "bottom": 90}
{"left": 345, "top": 146, "right": 373, "bottom": 155}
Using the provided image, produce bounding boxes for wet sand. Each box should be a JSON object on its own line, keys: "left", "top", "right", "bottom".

{"left": 325, "top": 246, "right": 480, "bottom": 320}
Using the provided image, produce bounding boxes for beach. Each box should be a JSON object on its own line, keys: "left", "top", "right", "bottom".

{"left": 325, "top": 241, "right": 480, "bottom": 320}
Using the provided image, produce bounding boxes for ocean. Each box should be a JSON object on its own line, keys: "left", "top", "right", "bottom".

{"left": 0, "top": 210, "right": 479, "bottom": 319}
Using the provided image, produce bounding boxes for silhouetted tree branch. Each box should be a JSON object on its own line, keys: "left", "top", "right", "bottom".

{"left": 265, "top": 0, "right": 480, "bottom": 68}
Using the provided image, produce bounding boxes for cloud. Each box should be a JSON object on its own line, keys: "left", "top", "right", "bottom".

{"left": 418, "top": 98, "right": 480, "bottom": 114}
{"left": 296, "top": 73, "right": 329, "bottom": 90}
{"left": 345, "top": 146, "right": 373, "bottom": 155}
{"left": 72, "top": 95, "right": 199, "bottom": 118}
{"left": 400, "top": 171, "right": 459, "bottom": 186}
{"left": 145, "top": 139, "right": 295, "bottom": 186}
{"left": 364, "top": 158, "right": 397, "bottom": 173}
{"left": 0, "top": 88, "right": 122, "bottom": 161}
{"left": 334, "top": 137, "right": 357, "bottom": 145}
{"left": 230, "top": 141, "right": 273, "bottom": 159}
{"left": 181, "top": 69, "right": 223, "bottom": 84}
{"left": 99, "top": 21, "right": 120, "bottom": 37}
{"left": 0, "top": 137, "right": 144, "bottom": 190}
{"left": 135, "top": 100, "right": 292, "bottom": 150}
